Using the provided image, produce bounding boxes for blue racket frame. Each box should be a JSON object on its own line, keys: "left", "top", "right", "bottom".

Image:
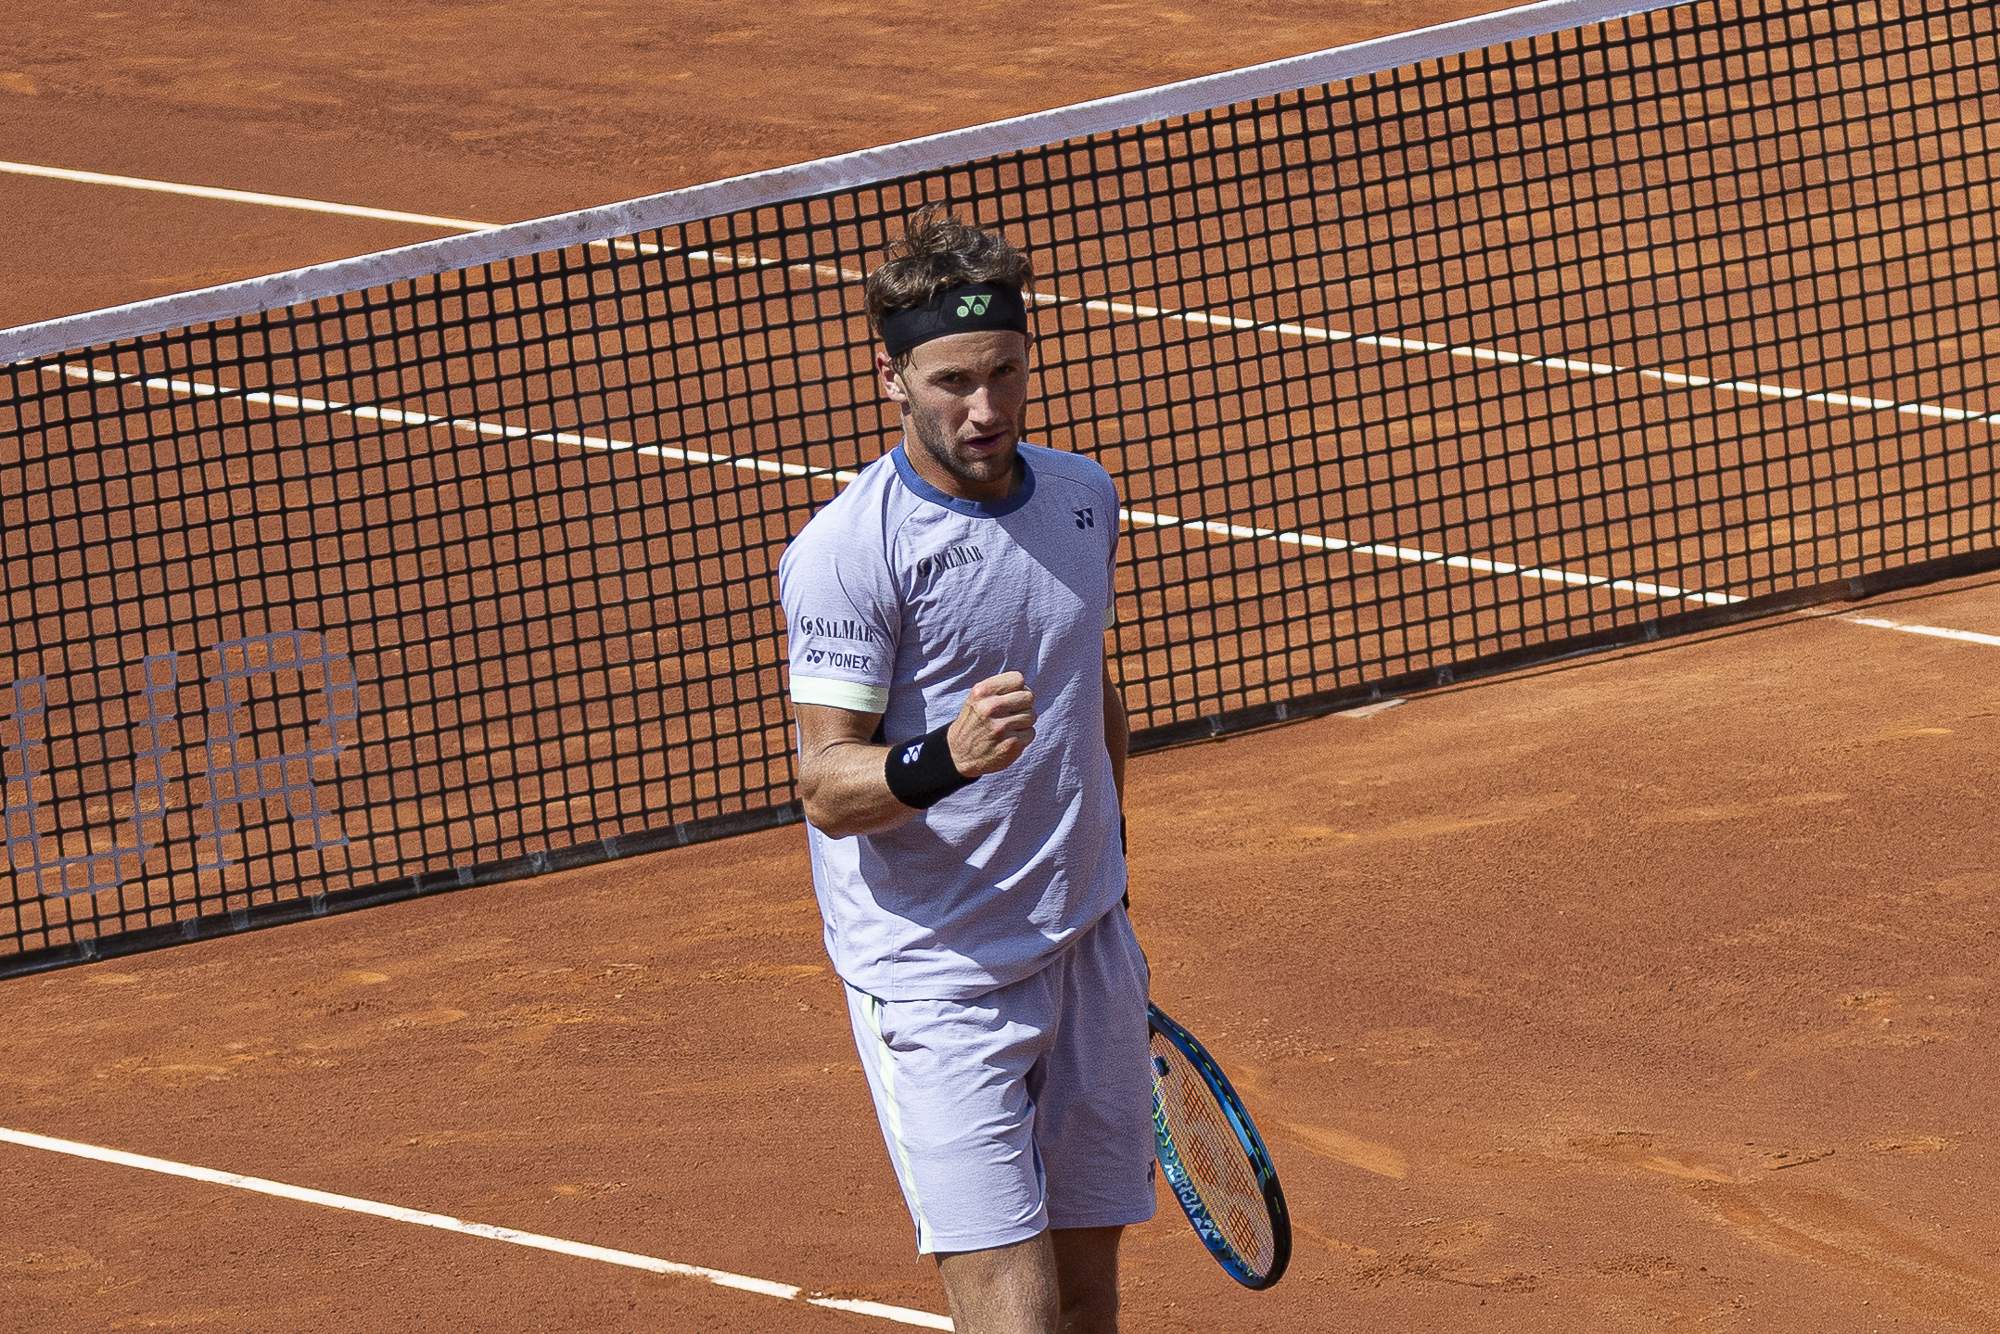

{"left": 1148, "top": 1001, "right": 1293, "bottom": 1289}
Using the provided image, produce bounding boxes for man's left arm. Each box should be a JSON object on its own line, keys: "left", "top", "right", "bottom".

{"left": 1100, "top": 465, "right": 1129, "bottom": 841}
{"left": 1103, "top": 660, "right": 1128, "bottom": 809}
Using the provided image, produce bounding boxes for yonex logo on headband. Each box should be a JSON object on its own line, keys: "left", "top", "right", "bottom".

{"left": 880, "top": 282, "right": 1028, "bottom": 357}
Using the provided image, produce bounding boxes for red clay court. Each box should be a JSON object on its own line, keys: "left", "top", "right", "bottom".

{"left": 3, "top": 0, "right": 1999, "bottom": 1329}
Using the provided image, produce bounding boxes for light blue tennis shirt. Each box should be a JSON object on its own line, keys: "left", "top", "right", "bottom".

{"left": 778, "top": 441, "right": 1126, "bottom": 1001}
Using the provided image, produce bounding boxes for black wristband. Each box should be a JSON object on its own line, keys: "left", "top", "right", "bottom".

{"left": 884, "top": 722, "right": 975, "bottom": 809}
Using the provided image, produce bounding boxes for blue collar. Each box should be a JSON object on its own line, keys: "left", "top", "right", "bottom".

{"left": 892, "top": 441, "right": 1037, "bottom": 517}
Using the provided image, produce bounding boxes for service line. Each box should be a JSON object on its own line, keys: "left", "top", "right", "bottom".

{"left": 22, "top": 161, "right": 2000, "bottom": 614}
{"left": 1846, "top": 616, "right": 2000, "bottom": 649}
{"left": 51, "top": 363, "right": 1737, "bottom": 609}
{"left": 11, "top": 158, "right": 1997, "bottom": 439}
{"left": 0, "top": 1125, "right": 952, "bottom": 1330}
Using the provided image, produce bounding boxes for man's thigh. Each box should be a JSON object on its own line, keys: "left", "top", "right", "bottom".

{"left": 845, "top": 982, "right": 1055, "bottom": 1254}
{"left": 1036, "top": 907, "right": 1156, "bottom": 1232}
{"left": 843, "top": 909, "right": 1155, "bottom": 1254}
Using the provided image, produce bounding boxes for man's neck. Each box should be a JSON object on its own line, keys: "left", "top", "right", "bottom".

{"left": 902, "top": 439, "right": 1023, "bottom": 504}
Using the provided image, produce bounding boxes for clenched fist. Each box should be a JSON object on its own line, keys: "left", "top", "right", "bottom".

{"left": 947, "top": 671, "right": 1036, "bottom": 777}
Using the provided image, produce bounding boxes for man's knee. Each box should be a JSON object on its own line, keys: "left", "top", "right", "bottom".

{"left": 936, "top": 1233, "right": 1060, "bottom": 1334}
{"left": 1058, "top": 1282, "right": 1118, "bottom": 1334}
{"left": 1052, "top": 1225, "right": 1123, "bottom": 1334}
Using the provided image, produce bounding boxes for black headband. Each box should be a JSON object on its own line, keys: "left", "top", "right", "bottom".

{"left": 879, "top": 281, "right": 1029, "bottom": 358}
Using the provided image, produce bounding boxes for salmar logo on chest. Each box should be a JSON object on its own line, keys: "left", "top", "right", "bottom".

{"left": 913, "top": 543, "right": 986, "bottom": 583}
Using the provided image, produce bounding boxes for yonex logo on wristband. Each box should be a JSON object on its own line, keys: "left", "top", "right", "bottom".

{"left": 884, "top": 720, "right": 974, "bottom": 810}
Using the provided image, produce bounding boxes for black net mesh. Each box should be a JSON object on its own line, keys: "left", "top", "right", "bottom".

{"left": 2, "top": 0, "right": 1996, "bottom": 971}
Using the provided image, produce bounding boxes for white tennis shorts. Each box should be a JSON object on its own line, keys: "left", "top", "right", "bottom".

{"left": 843, "top": 904, "right": 1157, "bottom": 1254}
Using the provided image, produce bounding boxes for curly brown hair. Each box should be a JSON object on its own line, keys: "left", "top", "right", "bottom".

{"left": 864, "top": 206, "right": 1034, "bottom": 355}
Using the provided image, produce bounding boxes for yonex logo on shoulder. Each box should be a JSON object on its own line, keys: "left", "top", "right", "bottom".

{"left": 1074, "top": 506, "right": 1095, "bottom": 529}
{"left": 803, "top": 648, "right": 871, "bottom": 671}
{"left": 956, "top": 293, "right": 993, "bottom": 317}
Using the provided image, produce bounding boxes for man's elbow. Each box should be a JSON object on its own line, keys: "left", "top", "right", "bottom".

{"left": 798, "top": 770, "right": 834, "bottom": 834}
{"left": 798, "top": 770, "right": 858, "bottom": 838}
{"left": 803, "top": 801, "right": 852, "bottom": 839}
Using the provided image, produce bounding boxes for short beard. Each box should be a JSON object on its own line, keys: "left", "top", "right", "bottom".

{"left": 905, "top": 395, "right": 1018, "bottom": 493}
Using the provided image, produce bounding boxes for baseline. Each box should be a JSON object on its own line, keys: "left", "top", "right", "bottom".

{"left": 0, "top": 1125, "right": 952, "bottom": 1331}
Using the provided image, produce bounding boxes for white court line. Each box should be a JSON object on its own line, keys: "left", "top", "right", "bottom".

{"left": 654, "top": 245, "right": 2000, "bottom": 435}
{"left": 0, "top": 0, "right": 1719, "bottom": 364}
{"left": 1846, "top": 616, "right": 2000, "bottom": 648}
{"left": 12, "top": 160, "right": 1999, "bottom": 439}
{"left": 53, "top": 363, "right": 1740, "bottom": 609}
{"left": 0, "top": 1125, "right": 952, "bottom": 1330}
{"left": 22, "top": 167, "right": 1994, "bottom": 611}
{"left": 0, "top": 160, "right": 496, "bottom": 233}
{"left": 55, "top": 365, "right": 861, "bottom": 487}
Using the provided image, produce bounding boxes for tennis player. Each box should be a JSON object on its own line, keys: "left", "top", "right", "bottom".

{"left": 777, "top": 207, "right": 1151, "bottom": 1334}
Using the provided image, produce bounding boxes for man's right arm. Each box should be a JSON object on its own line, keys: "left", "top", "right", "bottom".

{"left": 796, "top": 672, "right": 1038, "bottom": 838}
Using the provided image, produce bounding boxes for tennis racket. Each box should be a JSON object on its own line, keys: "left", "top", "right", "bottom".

{"left": 1148, "top": 1001, "right": 1292, "bottom": 1289}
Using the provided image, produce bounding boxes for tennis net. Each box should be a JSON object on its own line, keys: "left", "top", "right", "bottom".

{"left": 2, "top": 0, "right": 1995, "bottom": 973}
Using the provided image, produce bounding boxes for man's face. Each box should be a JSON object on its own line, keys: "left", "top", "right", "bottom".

{"left": 879, "top": 330, "right": 1031, "bottom": 502}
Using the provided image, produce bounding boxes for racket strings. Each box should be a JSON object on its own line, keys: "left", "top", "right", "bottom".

{"left": 1151, "top": 1031, "right": 1277, "bottom": 1273}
